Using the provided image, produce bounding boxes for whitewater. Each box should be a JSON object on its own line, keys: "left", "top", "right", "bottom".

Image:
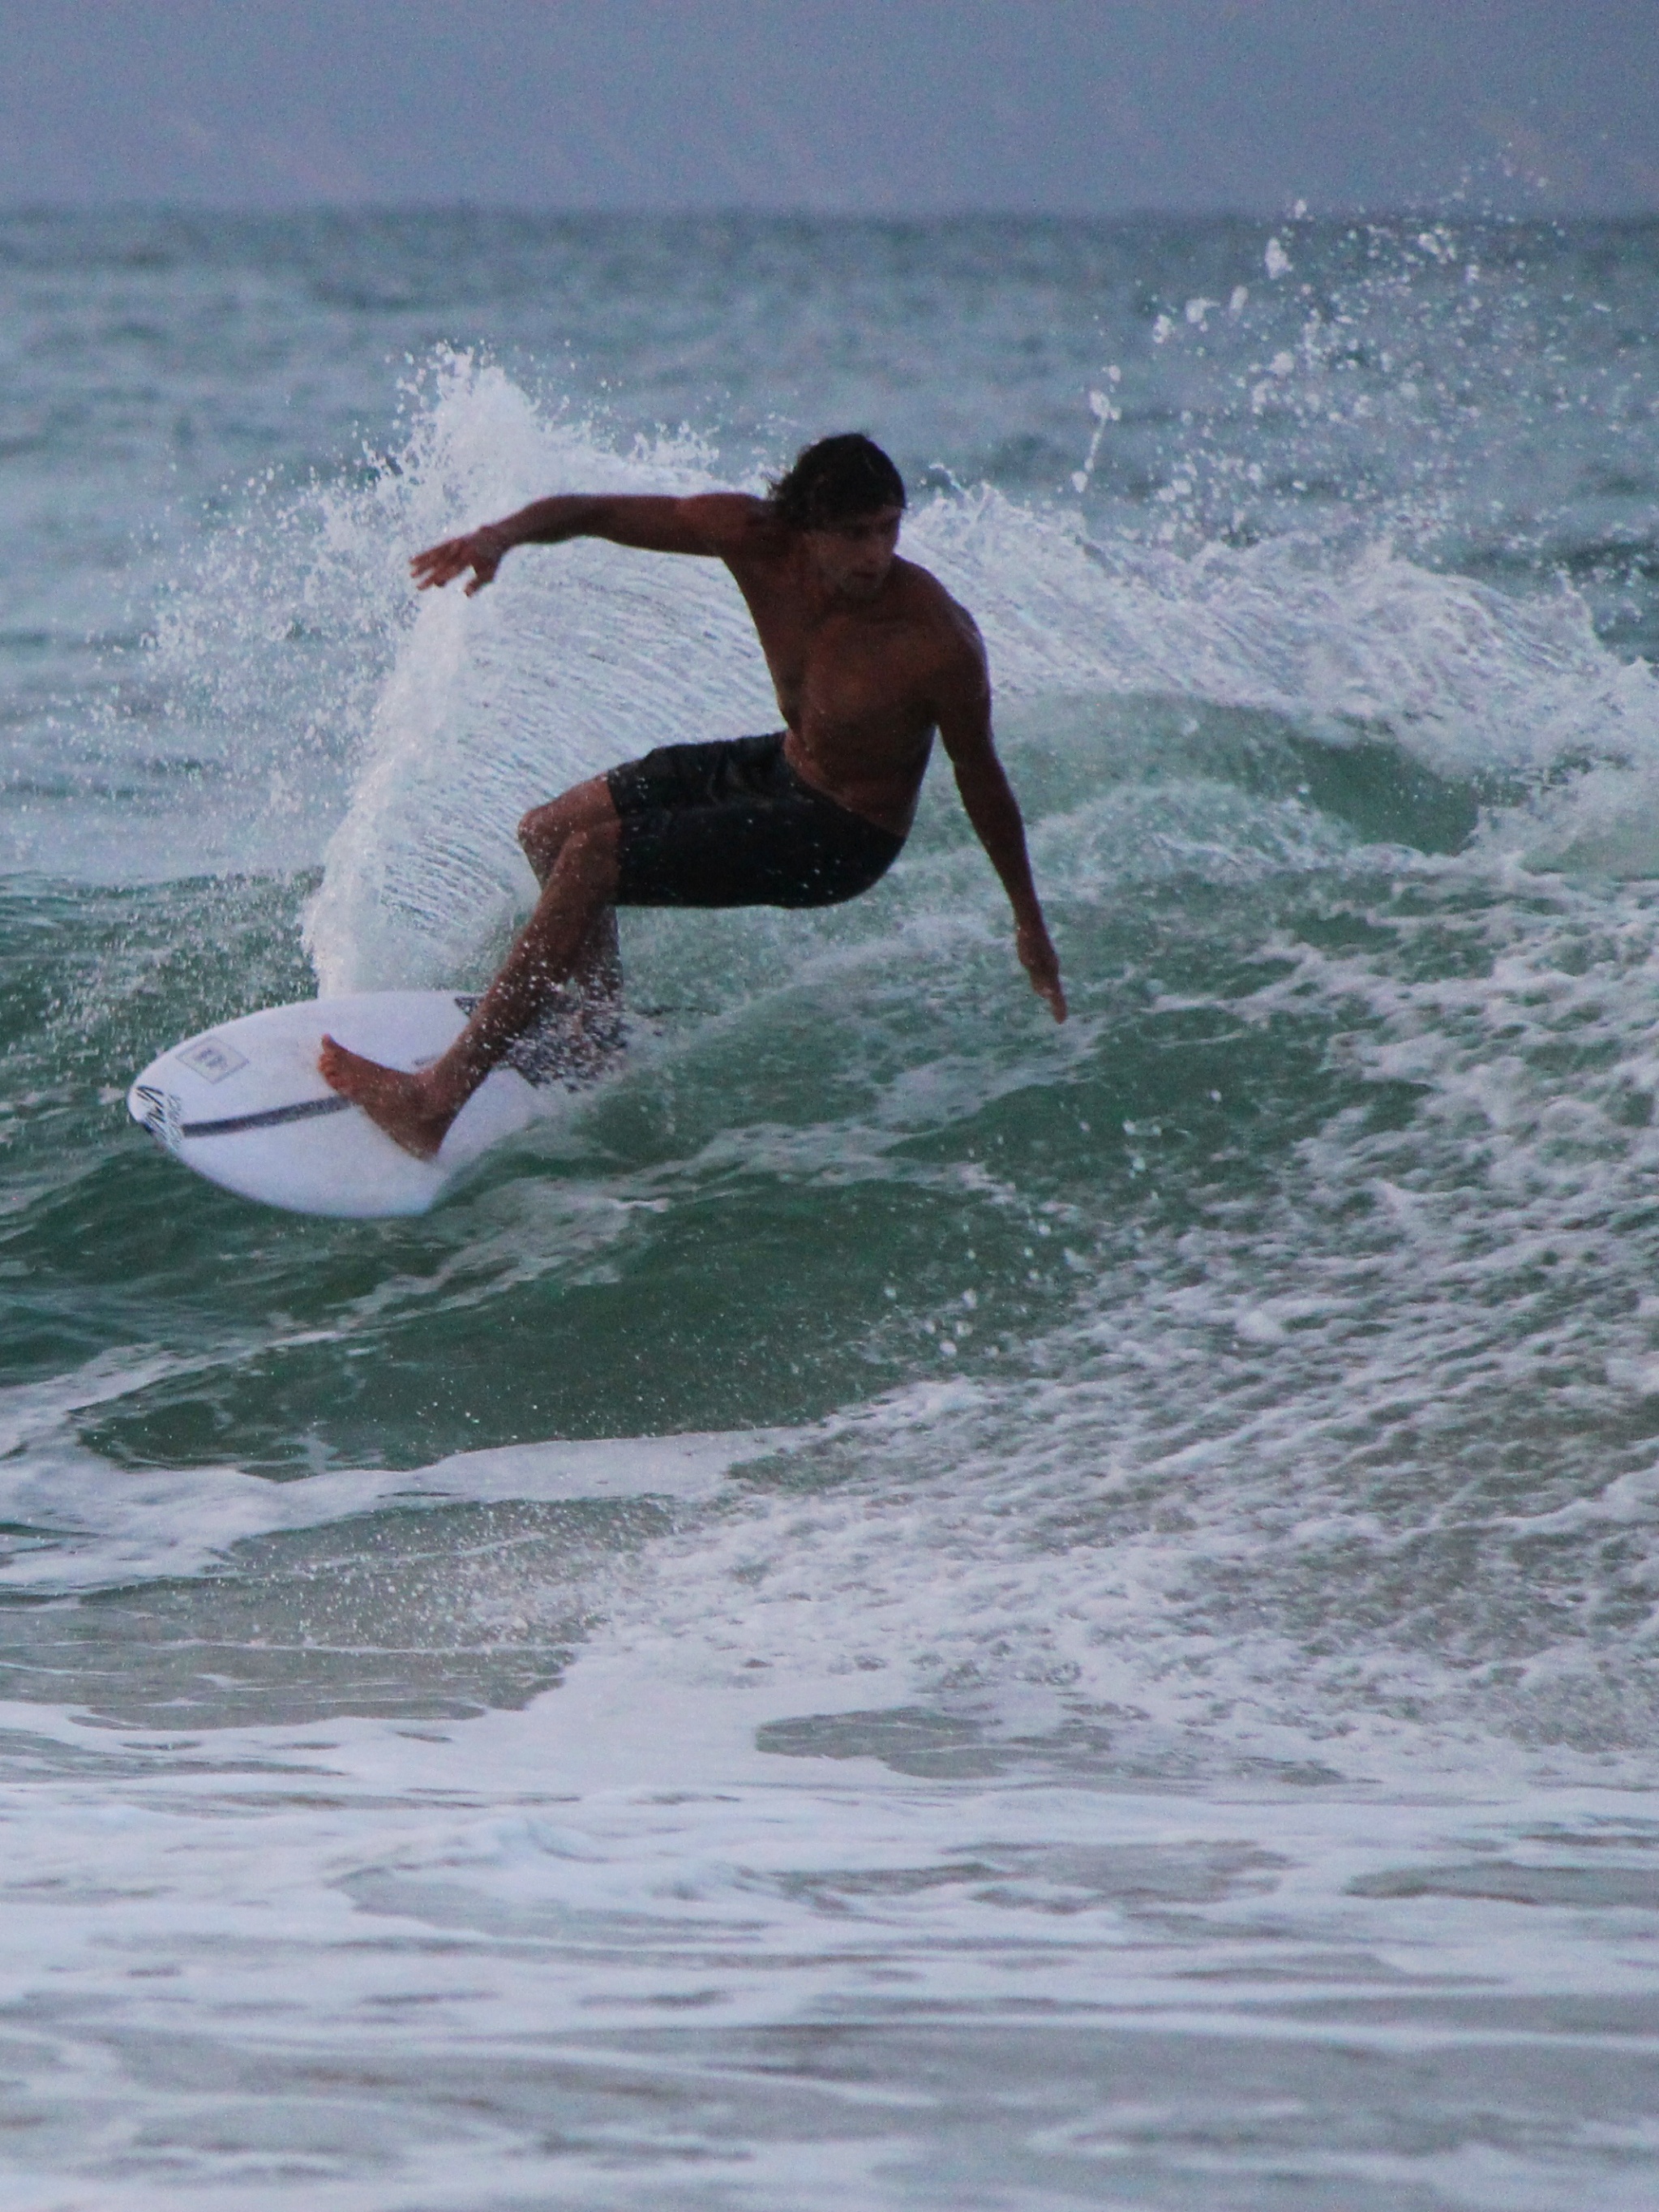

{"left": 2, "top": 209, "right": 1659, "bottom": 2207}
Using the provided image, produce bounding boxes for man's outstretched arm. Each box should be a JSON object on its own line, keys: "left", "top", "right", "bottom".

{"left": 936, "top": 650, "right": 1066, "bottom": 1023}
{"left": 410, "top": 493, "right": 765, "bottom": 595}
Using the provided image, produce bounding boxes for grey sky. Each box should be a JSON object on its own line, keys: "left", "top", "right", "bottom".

{"left": 2, "top": 0, "right": 1654, "bottom": 216}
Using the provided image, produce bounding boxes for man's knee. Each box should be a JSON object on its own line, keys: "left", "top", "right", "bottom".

{"left": 552, "top": 818, "right": 620, "bottom": 899}
{"left": 519, "top": 778, "right": 616, "bottom": 876}
{"left": 518, "top": 801, "right": 564, "bottom": 873}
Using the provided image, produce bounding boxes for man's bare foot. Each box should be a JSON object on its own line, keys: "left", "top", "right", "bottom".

{"left": 319, "top": 1035, "right": 455, "bottom": 1162}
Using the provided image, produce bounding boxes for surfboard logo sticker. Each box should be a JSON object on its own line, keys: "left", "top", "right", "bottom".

{"left": 175, "top": 1034, "right": 248, "bottom": 1083}
{"left": 132, "top": 1084, "right": 183, "bottom": 1152}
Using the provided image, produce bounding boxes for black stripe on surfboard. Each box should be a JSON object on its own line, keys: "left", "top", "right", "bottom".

{"left": 180, "top": 1094, "right": 354, "bottom": 1139}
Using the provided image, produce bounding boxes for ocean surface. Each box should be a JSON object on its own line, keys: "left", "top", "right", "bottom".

{"left": 3, "top": 208, "right": 1659, "bottom": 2210}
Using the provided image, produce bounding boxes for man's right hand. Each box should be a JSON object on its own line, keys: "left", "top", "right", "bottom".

{"left": 1018, "top": 915, "right": 1067, "bottom": 1022}
{"left": 409, "top": 523, "right": 511, "bottom": 596}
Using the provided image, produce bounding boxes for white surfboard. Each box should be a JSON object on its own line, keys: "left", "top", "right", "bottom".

{"left": 127, "top": 991, "right": 617, "bottom": 1219}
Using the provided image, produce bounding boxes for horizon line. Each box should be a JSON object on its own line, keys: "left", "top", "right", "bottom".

{"left": 2, "top": 199, "right": 1657, "bottom": 224}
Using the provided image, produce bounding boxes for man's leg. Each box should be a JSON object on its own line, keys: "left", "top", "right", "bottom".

{"left": 319, "top": 782, "right": 624, "bottom": 1160}
{"left": 519, "top": 778, "right": 621, "bottom": 1010}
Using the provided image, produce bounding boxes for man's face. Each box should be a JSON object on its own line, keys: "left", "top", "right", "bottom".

{"left": 803, "top": 505, "right": 903, "bottom": 599}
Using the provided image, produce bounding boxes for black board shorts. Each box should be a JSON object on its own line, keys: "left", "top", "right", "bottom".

{"left": 605, "top": 732, "right": 905, "bottom": 910}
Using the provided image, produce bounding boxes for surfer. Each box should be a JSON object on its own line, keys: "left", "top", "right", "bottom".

{"left": 319, "top": 433, "right": 1065, "bottom": 1160}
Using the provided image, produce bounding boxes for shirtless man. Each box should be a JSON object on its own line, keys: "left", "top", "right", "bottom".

{"left": 320, "top": 433, "right": 1065, "bottom": 1159}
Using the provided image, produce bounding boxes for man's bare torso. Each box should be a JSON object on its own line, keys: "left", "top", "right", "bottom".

{"left": 714, "top": 499, "right": 985, "bottom": 836}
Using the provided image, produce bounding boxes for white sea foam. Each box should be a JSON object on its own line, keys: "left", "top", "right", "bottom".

{"left": 0, "top": 1424, "right": 792, "bottom": 1593}
{"left": 0, "top": 1658, "right": 1653, "bottom": 2208}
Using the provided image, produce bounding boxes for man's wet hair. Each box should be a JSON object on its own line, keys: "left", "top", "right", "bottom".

{"left": 767, "top": 433, "right": 906, "bottom": 530}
